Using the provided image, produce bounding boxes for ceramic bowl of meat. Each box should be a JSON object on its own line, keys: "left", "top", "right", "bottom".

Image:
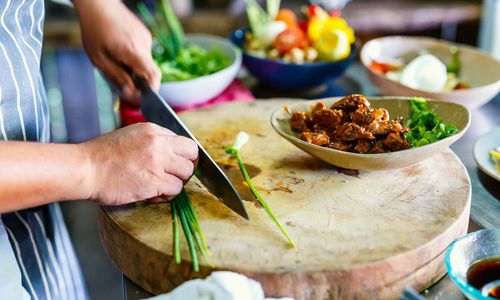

{"left": 230, "top": 28, "right": 358, "bottom": 90}
{"left": 360, "top": 36, "right": 500, "bottom": 110}
{"left": 270, "top": 96, "right": 470, "bottom": 170}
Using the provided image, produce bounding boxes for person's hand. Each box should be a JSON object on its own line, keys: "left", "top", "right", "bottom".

{"left": 79, "top": 123, "right": 198, "bottom": 206}
{"left": 74, "top": 0, "right": 161, "bottom": 100}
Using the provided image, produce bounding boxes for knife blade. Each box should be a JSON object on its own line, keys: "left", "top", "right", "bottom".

{"left": 137, "top": 81, "right": 248, "bottom": 219}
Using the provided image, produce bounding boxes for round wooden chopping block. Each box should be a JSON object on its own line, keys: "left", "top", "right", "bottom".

{"left": 98, "top": 100, "right": 471, "bottom": 299}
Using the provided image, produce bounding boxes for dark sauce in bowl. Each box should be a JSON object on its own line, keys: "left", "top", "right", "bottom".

{"left": 466, "top": 257, "right": 500, "bottom": 299}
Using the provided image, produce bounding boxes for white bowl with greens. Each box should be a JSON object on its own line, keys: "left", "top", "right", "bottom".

{"left": 139, "top": 2, "right": 241, "bottom": 107}
{"left": 157, "top": 34, "right": 241, "bottom": 107}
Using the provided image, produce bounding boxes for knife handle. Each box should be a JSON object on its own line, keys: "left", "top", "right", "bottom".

{"left": 121, "top": 63, "right": 149, "bottom": 93}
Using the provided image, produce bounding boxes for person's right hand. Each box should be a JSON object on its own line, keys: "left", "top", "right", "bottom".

{"left": 79, "top": 123, "right": 198, "bottom": 206}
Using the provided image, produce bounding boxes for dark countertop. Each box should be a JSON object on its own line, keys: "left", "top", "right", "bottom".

{"left": 123, "top": 62, "right": 499, "bottom": 300}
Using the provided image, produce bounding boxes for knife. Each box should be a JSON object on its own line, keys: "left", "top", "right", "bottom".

{"left": 134, "top": 79, "right": 249, "bottom": 219}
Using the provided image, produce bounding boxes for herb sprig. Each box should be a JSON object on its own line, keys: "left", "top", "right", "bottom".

{"left": 226, "top": 132, "right": 297, "bottom": 248}
{"left": 405, "top": 98, "right": 458, "bottom": 147}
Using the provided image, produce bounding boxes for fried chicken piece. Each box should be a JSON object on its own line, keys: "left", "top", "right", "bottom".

{"left": 291, "top": 112, "right": 309, "bottom": 132}
{"left": 371, "top": 140, "right": 385, "bottom": 153}
{"left": 334, "top": 122, "right": 375, "bottom": 141}
{"left": 312, "top": 124, "right": 328, "bottom": 135}
{"left": 331, "top": 94, "right": 370, "bottom": 112}
{"left": 300, "top": 132, "right": 330, "bottom": 146}
{"left": 351, "top": 107, "right": 389, "bottom": 125}
{"left": 311, "top": 102, "right": 325, "bottom": 114}
{"left": 353, "top": 140, "right": 372, "bottom": 154}
{"left": 328, "top": 140, "right": 353, "bottom": 152}
{"left": 365, "top": 120, "right": 407, "bottom": 135}
{"left": 313, "top": 109, "right": 343, "bottom": 128}
{"left": 382, "top": 133, "right": 410, "bottom": 152}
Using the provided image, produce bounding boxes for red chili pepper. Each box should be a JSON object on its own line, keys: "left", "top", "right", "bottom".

{"left": 307, "top": 4, "right": 322, "bottom": 17}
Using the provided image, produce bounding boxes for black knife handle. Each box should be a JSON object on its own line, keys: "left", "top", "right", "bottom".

{"left": 121, "top": 64, "right": 148, "bottom": 93}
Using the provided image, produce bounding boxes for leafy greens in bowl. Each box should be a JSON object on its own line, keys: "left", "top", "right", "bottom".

{"left": 138, "top": 1, "right": 240, "bottom": 106}
{"left": 158, "top": 34, "right": 241, "bottom": 107}
{"left": 155, "top": 44, "right": 230, "bottom": 82}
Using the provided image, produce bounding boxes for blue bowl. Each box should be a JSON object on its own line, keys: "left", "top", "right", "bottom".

{"left": 445, "top": 228, "right": 500, "bottom": 300}
{"left": 229, "top": 28, "right": 358, "bottom": 90}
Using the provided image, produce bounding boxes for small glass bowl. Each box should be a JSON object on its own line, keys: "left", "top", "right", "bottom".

{"left": 446, "top": 228, "right": 500, "bottom": 300}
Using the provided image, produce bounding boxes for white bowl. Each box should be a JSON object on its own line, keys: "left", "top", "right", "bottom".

{"left": 159, "top": 34, "right": 242, "bottom": 107}
{"left": 360, "top": 36, "right": 500, "bottom": 110}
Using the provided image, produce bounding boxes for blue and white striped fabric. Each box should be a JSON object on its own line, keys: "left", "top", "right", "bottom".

{"left": 0, "top": 0, "right": 88, "bottom": 299}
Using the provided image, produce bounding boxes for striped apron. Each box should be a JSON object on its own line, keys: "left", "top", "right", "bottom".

{"left": 0, "top": 0, "right": 88, "bottom": 299}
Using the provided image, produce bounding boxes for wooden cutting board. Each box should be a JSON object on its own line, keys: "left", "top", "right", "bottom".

{"left": 98, "top": 100, "right": 471, "bottom": 299}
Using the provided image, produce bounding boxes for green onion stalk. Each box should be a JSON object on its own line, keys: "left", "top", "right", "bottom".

{"left": 170, "top": 189, "right": 213, "bottom": 272}
{"left": 138, "top": 0, "right": 184, "bottom": 60}
{"left": 225, "top": 132, "right": 297, "bottom": 249}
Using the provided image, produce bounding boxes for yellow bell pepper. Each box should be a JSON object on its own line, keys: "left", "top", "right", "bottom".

{"left": 315, "top": 29, "right": 350, "bottom": 61}
{"left": 307, "top": 17, "right": 355, "bottom": 44}
{"left": 307, "top": 16, "right": 355, "bottom": 61}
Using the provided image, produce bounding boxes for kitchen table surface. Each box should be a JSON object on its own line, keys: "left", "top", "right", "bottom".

{"left": 121, "top": 62, "right": 499, "bottom": 300}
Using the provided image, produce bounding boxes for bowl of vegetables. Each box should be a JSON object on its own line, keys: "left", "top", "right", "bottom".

{"left": 271, "top": 94, "right": 470, "bottom": 170}
{"left": 230, "top": 1, "right": 357, "bottom": 90}
{"left": 360, "top": 36, "right": 500, "bottom": 110}
{"left": 157, "top": 34, "right": 241, "bottom": 107}
{"left": 139, "top": 2, "right": 241, "bottom": 107}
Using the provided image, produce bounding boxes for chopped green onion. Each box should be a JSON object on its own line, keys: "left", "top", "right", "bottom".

{"left": 171, "top": 201, "right": 180, "bottom": 264}
{"left": 175, "top": 198, "right": 199, "bottom": 272}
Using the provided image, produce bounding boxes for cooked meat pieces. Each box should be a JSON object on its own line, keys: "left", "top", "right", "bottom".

{"left": 331, "top": 94, "right": 370, "bottom": 112}
{"left": 334, "top": 122, "right": 375, "bottom": 141}
{"left": 300, "top": 132, "right": 330, "bottom": 146}
{"left": 371, "top": 140, "right": 385, "bottom": 153}
{"left": 328, "top": 140, "right": 353, "bottom": 151}
{"left": 353, "top": 140, "right": 371, "bottom": 153}
{"left": 351, "top": 107, "right": 389, "bottom": 125}
{"left": 313, "top": 109, "right": 343, "bottom": 128}
{"left": 383, "top": 133, "right": 410, "bottom": 151}
{"left": 365, "top": 119, "right": 406, "bottom": 135}
{"left": 291, "top": 112, "right": 308, "bottom": 131}
{"left": 311, "top": 102, "right": 325, "bottom": 114}
{"left": 290, "top": 94, "right": 411, "bottom": 153}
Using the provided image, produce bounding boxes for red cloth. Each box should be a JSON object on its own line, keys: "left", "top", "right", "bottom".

{"left": 120, "top": 79, "right": 254, "bottom": 126}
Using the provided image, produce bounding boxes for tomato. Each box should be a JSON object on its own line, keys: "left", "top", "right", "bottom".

{"left": 273, "top": 27, "right": 307, "bottom": 54}
{"left": 298, "top": 19, "right": 309, "bottom": 33}
{"left": 370, "top": 61, "right": 400, "bottom": 74}
{"left": 370, "top": 62, "right": 386, "bottom": 74}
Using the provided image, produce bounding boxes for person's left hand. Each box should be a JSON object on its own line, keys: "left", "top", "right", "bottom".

{"left": 74, "top": 0, "right": 161, "bottom": 100}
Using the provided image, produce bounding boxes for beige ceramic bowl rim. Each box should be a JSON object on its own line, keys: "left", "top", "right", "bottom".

{"left": 359, "top": 35, "right": 500, "bottom": 93}
{"left": 160, "top": 33, "right": 242, "bottom": 86}
{"left": 270, "top": 96, "right": 471, "bottom": 158}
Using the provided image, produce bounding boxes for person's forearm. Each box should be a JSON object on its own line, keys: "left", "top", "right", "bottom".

{"left": 0, "top": 141, "right": 93, "bottom": 213}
